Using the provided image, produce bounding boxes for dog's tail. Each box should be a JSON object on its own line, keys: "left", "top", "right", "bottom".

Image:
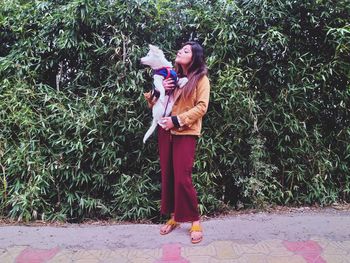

{"left": 143, "top": 119, "right": 158, "bottom": 143}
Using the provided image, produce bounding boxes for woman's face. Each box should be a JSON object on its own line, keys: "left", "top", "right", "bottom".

{"left": 175, "top": 44, "right": 193, "bottom": 67}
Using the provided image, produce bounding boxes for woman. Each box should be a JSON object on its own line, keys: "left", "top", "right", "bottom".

{"left": 144, "top": 41, "right": 210, "bottom": 244}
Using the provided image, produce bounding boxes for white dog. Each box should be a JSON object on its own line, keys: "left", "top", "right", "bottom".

{"left": 141, "top": 44, "right": 188, "bottom": 143}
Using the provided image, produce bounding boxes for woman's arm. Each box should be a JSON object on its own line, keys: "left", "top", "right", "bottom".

{"left": 177, "top": 76, "right": 210, "bottom": 127}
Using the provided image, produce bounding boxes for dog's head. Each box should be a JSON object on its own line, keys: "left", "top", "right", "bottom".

{"left": 140, "top": 44, "right": 170, "bottom": 69}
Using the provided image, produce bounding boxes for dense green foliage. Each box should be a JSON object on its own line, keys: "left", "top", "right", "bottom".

{"left": 0, "top": 0, "right": 349, "bottom": 222}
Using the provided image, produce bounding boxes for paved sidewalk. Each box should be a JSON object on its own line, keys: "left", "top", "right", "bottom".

{"left": 1, "top": 208, "right": 350, "bottom": 262}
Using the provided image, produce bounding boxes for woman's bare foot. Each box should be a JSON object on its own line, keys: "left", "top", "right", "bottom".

{"left": 160, "top": 214, "right": 179, "bottom": 235}
{"left": 190, "top": 220, "right": 203, "bottom": 244}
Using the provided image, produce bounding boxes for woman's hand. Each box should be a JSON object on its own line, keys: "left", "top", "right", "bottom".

{"left": 163, "top": 79, "right": 175, "bottom": 92}
{"left": 160, "top": 117, "right": 174, "bottom": 131}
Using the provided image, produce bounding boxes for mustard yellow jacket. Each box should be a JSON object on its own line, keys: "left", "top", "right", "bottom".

{"left": 144, "top": 75, "right": 210, "bottom": 136}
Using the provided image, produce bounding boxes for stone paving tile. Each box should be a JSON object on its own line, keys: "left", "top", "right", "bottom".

{"left": 141, "top": 248, "right": 162, "bottom": 258}
{"left": 127, "top": 248, "right": 161, "bottom": 262}
{"left": 83, "top": 249, "right": 131, "bottom": 263}
{"left": 182, "top": 243, "right": 216, "bottom": 257}
{"left": 231, "top": 242, "right": 250, "bottom": 257}
{"left": 127, "top": 248, "right": 160, "bottom": 259}
{"left": 211, "top": 240, "right": 241, "bottom": 259}
{"left": 185, "top": 255, "right": 217, "bottom": 263}
{"left": 322, "top": 242, "right": 348, "bottom": 255}
{"left": 1, "top": 246, "right": 28, "bottom": 263}
{"left": 321, "top": 254, "right": 349, "bottom": 263}
{"left": 319, "top": 239, "right": 350, "bottom": 263}
{"left": 94, "top": 249, "right": 130, "bottom": 263}
{"left": 0, "top": 248, "right": 11, "bottom": 262}
{"left": 129, "top": 257, "right": 156, "bottom": 263}
{"left": 1, "top": 252, "right": 17, "bottom": 263}
{"left": 312, "top": 237, "right": 329, "bottom": 248}
{"left": 155, "top": 243, "right": 189, "bottom": 263}
{"left": 15, "top": 246, "right": 60, "bottom": 263}
{"left": 231, "top": 239, "right": 295, "bottom": 257}
{"left": 331, "top": 240, "right": 350, "bottom": 254}
{"left": 98, "top": 259, "right": 129, "bottom": 263}
{"left": 48, "top": 249, "right": 130, "bottom": 263}
{"left": 283, "top": 240, "right": 327, "bottom": 263}
{"left": 85, "top": 249, "right": 116, "bottom": 259}
{"left": 69, "top": 250, "right": 101, "bottom": 263}
{"left": 342, "top": 240, "right": 350, "bottom": 251}
{"left": 261, "top": 239, "right": 295, "bottom": 256}
{"left": 266, "top": 255, "right": 307, "bottom": 263}
{"left": 47, "top": 250, "right": 75, "bottom": 263}
{"left": 3, "top": 238, "right": 350, "bottom": 263}
{"left": 240, "top": 242, "right": 274, "bottom": 255}
{"left": 96, "top": 253, "right": 129, "bottom": 263}
{"left": 237, "top": 253, "right": 269, "bottom": 263}
{"left": 210, "top": 258, "right": 242, "bottom": 263}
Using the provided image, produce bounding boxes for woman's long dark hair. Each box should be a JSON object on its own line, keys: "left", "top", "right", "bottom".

{"left": 175, "top": 41, "right": 208, "bottom": 99}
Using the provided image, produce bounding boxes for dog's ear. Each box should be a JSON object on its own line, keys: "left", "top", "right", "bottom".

{"left": 149, "top": 44, "right": 164, "bottom": 56}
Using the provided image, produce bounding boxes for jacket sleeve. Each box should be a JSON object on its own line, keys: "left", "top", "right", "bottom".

{"left": 177, "top": 76, "right": 210, "bottom": 127}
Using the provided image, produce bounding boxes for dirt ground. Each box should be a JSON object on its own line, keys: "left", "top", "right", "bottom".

{"left": 0, "top": 203, "right": 349, "bottom": 227}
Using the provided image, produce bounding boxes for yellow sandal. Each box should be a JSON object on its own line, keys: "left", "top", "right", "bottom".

{"left": 160, "top": 218, "right": 180, "bottom": 235}
{"left": 189, "top": 224, "right": 203, "bottom": 244}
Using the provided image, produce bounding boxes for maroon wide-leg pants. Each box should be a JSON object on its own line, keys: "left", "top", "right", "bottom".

{"left": 158, "top": 126, "right": 200, "bottom": 222}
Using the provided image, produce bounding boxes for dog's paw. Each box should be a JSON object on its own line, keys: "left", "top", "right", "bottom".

{"left": 178, "top": 77, "right": 188, "bottom": 88}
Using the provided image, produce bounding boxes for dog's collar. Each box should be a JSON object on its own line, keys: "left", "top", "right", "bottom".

{"left": 153, "top": 67, "right": 172, "bottom": 79}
